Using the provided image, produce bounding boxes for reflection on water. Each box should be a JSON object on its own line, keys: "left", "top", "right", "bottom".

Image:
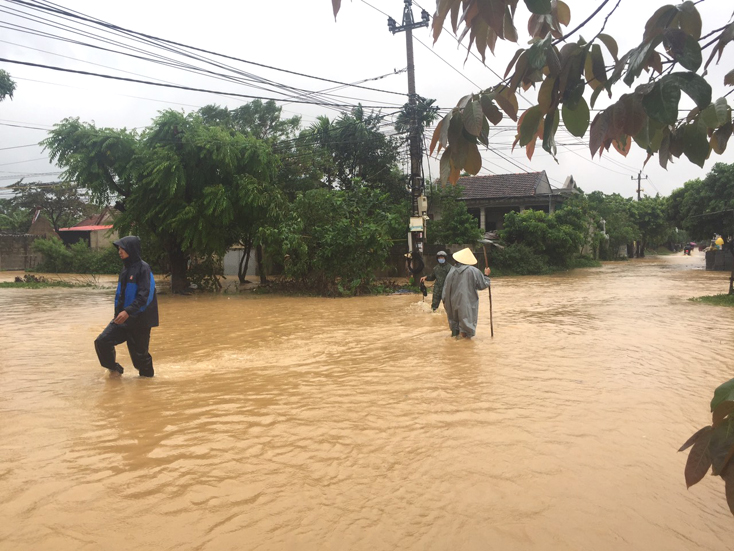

{"left": 1, "top": 253, "right": 734, "bottom": 550}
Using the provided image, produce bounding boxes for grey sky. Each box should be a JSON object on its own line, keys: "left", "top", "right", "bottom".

{"left": 0, "top": 0, "right": 732, "bottom": 200}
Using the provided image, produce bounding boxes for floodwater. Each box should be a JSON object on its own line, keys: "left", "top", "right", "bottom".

{"left": 1, "top": 253, "right": 733, "bottom": 550}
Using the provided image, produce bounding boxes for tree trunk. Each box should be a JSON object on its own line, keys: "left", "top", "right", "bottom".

{"left": 256, "top": 244, "right": 266, "bottom": 285}
{"left": 169, "top": 248, "right": 189, "bottom": 293}
{"left": 238, "top": 237, "right": 253, "bottom": 284}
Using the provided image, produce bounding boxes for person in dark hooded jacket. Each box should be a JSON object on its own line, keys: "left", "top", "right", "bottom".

{"left": 94, "top": 236, "right": 159, "bottom": 377}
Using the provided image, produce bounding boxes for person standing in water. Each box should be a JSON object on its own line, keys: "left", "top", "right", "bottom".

{"left": 442, "top": 247, "right": 491, "bottom": 338}
{"left": 95, "top": 236, "right": 158, "bottom": 377}
{"left": 420, "top": 250, "right": 452, "bottom": 312}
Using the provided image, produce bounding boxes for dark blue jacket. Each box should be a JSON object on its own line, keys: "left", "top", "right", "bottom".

{"left": 114, "top": 236, "right": 159, "bottom": 328}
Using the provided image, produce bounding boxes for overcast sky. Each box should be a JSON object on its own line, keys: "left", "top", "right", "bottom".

{"left": 0, "top": 0, "right": 732, "bottom": 200}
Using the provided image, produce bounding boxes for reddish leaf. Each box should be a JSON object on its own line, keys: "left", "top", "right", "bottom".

{"left": 477, "top": 0, "right": 506, "bottom": 38}
{"left": 685, "top": 431, "right": 713, "bottom": 488}
{"left": 505, "top": 49, "right": 525, "bottom": 78}
{"left": 465, "top": 142, "right": 482, "bottom": 175}
{"left": 429, "top": 119, "right": 443, "bottom": 156}
{"left": 450, "top": 0, "right": 462, "bottom": 33}
{"left": 597, "top": 33, "right": 619, "bottom": 62}
{"left": 495, "top": 88, "right": 519, "bottom": 121}
{"left": 589, "top": 110, "right": 610, "bottom": 157}
{"left": 622, "top": 94, "right": 647, "bottom": 137}
{"left": 481, "top": 95, "right": 503, "bottom": 125}
{"left": 439, "top": 147, "right": 452, "bottom": 184}
{"left": 504, "top": 8, "right": 518, "bottom": 43}
{"left": 612, "top": 135, "right": 631, "bottom": 157}
{"left": 726, "top": 70, "right": 734, "bottom": 87}
{"left": 680, "top": 426, "right": 712, "bottom": 452}
{"left": 448, "top": 165, "right": 461, "bottom": 185}
{"left": 538, "top": 76, "right": 557, "bottom": 114}
{"left": 677, "top": 1, "right": 702, "bottom": 40}
{"left": 644, "top": 5, "right": 678, "bottom": 42}
{"left": 332, "top": 0, "right": 341, "bottom": 19}
{"left": 526, "top": 135, "right": 537, "bottom": 160}
{"left": 555, "top": 0, "right": 571, "bottom": 26}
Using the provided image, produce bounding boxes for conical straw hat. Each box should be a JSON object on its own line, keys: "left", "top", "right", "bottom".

{"left": 452, "top": 247, "right": 477, "bottom": 265}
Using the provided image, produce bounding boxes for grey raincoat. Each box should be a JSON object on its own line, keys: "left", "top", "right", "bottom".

{"left": 442, "top": 263, "right": 490, "bottom": 337}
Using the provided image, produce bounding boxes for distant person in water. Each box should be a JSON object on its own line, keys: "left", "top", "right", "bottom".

{"left": 95, "top": 236, "right": 158, "bottom": 377}
{"left": 420, "top": 250, "right": 452, "bottom": 311}
{"left": 442, "top": 247, "right": 491, "bottom": 339}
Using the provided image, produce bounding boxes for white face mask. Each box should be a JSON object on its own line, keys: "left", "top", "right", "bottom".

{"left": 438, "top": 258, "right": 446, "bottom": 264}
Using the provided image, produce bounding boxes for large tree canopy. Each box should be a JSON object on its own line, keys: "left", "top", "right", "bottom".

{"left": 42, "top": 111, "right": 276, "bottom": 292}
{"left": 333, "top": 0, "right": 734, "bottom": 183}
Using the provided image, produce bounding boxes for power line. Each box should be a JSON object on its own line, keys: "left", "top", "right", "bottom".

{"left": 6, "top": 0, "right": 409, "bottom": 97}
{"left": 0, "top": 57, "right": 403, "bottom": 108}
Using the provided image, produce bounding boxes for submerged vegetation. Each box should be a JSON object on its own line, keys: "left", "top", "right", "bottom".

{"left": 689, "top": 294, "right": 734, "bottom": 307}
{"left": 0, "top": 274, "right": 96, "bottom": 289}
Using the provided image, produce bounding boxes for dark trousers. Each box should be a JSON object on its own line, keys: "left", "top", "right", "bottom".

{"left": 95, "top": 322, "right": 154, "bottom": 377}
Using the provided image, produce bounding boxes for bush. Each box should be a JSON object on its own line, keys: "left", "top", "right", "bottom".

{"left": 264, "top": 188, "right": 395, "bottom": 296}
{"left": 490, "top": 243, "right": 551, "bottom": 275}
{"left": 33, "top": 237, "right": 120, "bottom": 274}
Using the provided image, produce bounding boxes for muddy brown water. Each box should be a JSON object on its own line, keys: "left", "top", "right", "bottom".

{"left": 1, "top": 253, "right": 733, "bottom": 550}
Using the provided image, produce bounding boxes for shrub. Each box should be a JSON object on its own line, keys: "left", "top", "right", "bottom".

{"left": 490, "top": 243, "right": 551, "bottom": 275}
{"left": 33, "top": 237, "right": 120, "bottom": 274}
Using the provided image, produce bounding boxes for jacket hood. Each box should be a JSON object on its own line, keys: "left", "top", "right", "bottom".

{"left": 452, "top": 264, "right": 471, "bottom": 274}
{"left": 114, "top": 235, "right": 142, "bottom": 266}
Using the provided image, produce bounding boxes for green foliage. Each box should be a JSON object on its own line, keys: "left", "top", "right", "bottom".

{"left": 374, "top": 0, "right": 734, "bottom": 183}
{"left": 0, "top": 274, "right": 94, "bottom": 289}
{"left": 32, "top": 238, "right": 120, "bottom": 274}
{"left": 490, "top": 243, "right": 552, "bottom": 275}
{"left": 0, "top": 198, "right": 31, "bottom": 233}
{"left": 680, "top": 378, "right": 734, "bottom": 516}
{"left": 668, "top": 163, "right": 734, "bottom": 240}
{"left": 500, "top": 208, "right": 586, "bottom": 267}
{"left": 297, "top": 106, "right": 405, "bottom": 201}
{"left": 0, "top": 69, "right": 16, "bottom": 101}
{"left": 43, "top": 109, "right": 277, "bottom": 292}
{"left": 587, "top": 191, "right": 638, "bottom": 259}
{"left": 427, "top": 184, "right": 483, "bottom": 246}
{"left": 13, "top": 182, "right": 90, "bottom": 232}
{"left": 264, "top": 188, "right": 396, "bottom": 296}
{"left": 689, "top": 294, "right": 734, "bottom": 307}
{"left": 394, "top": 96, "right": 440, "bottom": 135}
{"left": 630, "top": 195, "right": 671, "bottom": 251}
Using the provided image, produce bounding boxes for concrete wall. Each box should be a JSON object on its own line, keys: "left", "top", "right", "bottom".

{"left": 223, "top": 248, "right": 258, "bottom": 277}
{"left": 0, "top": 234, "right": 42, "bottom": 271}
{"left": 90, "top": 229, "right": 118, "bottom": 250}
{"left": 706, "top": 250, "right": 734, "bottom": 271}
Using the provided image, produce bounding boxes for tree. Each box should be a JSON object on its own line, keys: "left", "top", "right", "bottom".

{"left": 426, "top": 184, "right": 484, "bottom": 245}
{"left": 630, "top": 195, "right": 671, "bottom": 256}
{"left": 587, "top": 191, "right": 638, "bottom": 258}
{"left": 298, "top": 106, "right": 405, "bottom": 200}
{"left": 43, "top": 111, "right": 276, "bottom": 292}
{"left": 198, "top": 102, "right": 295, "bottom": 284}
{"left": 0, "top": 69, "right": 15, "bottom": 101}
{"left": 333, "top": 1, "right": 734, "bottom": 183}
{"left": 0, "top": 198, "right": 30, "bottom": 233}
{"left": 264, "top": 187, "right": 397, "bottom": 295}
{"left": 13, "top": 182, "right": 90, "bottom": 232}
{"left": 668, "top": 163, "right": 734, "bottom": 240}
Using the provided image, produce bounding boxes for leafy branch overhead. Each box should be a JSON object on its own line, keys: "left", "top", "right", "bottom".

{"left": 680, "top": 378, "right": 734, "bottom": 516}
{"left": 333, "top": 0, "right": 734, "bottom": 184}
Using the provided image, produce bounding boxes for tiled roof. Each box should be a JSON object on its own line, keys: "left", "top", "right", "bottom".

{"left": 58, "top": 225, "right": 113, "bottom": 232}
{"left": 456, "top": 172, "right": 546, "bottom": 200}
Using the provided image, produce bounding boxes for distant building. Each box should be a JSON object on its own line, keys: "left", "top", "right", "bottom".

{"left": 432, "top": 171, "right": 578, "bottom": 232}
{"left": 58, "top": 208, "right": 118, "bottom": 249}
{"left": 27, "top": 208, "right": 59, "bottom": 239}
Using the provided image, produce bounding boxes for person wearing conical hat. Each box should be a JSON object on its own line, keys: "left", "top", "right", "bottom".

{"left": 442, "top": 247, "right": 491, "bottom": 338}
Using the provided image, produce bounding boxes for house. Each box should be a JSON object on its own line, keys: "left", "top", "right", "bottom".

{"left": 58, "top": 208, "right": 118, "bottom": 250}
{"left": 27, "top": 208, "right": 59, "bottom": 239}
{"left": 439, "top": 171, "right": 578, "bottom": 232}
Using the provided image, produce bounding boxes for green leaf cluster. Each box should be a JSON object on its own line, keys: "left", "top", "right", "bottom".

{"left": 264, "top": 187, "right": 397, "bottom": 296}
{"left": 426, "top": 184, "right": 484, "bottom": 246}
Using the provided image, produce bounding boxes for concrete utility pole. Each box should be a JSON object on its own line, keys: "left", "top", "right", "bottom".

{"left": 632, "top": 171, "right": 647, "bottom": 201}
{"left": 388, "top": 1, "right": 429, "bottom": 273}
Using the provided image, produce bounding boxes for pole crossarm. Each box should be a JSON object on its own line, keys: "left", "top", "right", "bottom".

{"left": 388, "top": 0, "right": 429, "bottom": 34}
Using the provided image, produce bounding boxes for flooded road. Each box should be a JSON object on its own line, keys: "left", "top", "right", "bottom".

{"left": 1, "top": 253, "right": 733, "bottom": 550}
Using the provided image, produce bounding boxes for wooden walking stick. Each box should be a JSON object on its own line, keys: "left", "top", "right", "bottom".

{"left": 481, "top": 243, "right": 494, "bottom": 338}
